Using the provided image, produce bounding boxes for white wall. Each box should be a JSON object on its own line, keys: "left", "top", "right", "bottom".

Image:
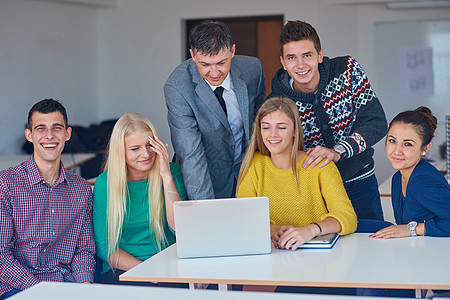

{"left": 0, "top": 0, "right": 98, "bottom": 154}
{"left": 374, "top": 19, "right": 450, "bottom": 182}
{"left": 1, "top": 0, "right": 449, "bottom": 183}
{"left": 355, "top": 4, "right": 450, "bottom": 183}
{"left": 96, "top": 0, "right": 360, "bottom": 161}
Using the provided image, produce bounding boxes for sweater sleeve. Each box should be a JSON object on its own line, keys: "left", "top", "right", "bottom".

{"left": 318, "top": 162, "right": 357, "bottom": 235}
{"left": 409, "top": 175, "right": 450, "bottom": 237}
{"left": 92, "top": 172, "right": 109, "bottom": 263}
{"left": 338, "top": 57, "right": 387, "bottom": 159}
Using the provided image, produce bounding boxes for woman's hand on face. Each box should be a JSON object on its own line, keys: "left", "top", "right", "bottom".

{"left": 148, "top": 136, "right": 170, "bottom": 177}
{"left": 277, "top": 226, "right": 316, "bottom": 250}
{"left": 369, "top": 224, "right": 410, "bottom": 239}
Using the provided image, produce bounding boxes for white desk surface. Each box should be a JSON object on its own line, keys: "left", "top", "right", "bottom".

{"left": 0, "top": 153, "right": 96, "bottom": 172}
{"left": 121, "top": 233, "right": 450, "bottom": 290}
{"left": 9, "top": 282, "right": 437, "bottom": 300}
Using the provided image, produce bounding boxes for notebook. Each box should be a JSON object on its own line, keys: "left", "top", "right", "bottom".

{"left": 173, "top": 197, "right": 271, "bottom": 259}
{"left": 288, "top": 233, "right": 340, "bottom": 250}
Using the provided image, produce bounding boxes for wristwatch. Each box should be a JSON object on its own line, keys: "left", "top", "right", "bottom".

{"left": 408, "top": 221, "right": 418, "bottom": 237}
{"left": 333, "top": 144, "right": 346, "bottom": 158}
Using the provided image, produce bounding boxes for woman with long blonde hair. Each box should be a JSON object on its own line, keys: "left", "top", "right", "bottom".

{"left": 237, "top": 96, "right": 357, "bottom": 250}
{"left": 93, "top": 112, "right": 186, "bottom": 285}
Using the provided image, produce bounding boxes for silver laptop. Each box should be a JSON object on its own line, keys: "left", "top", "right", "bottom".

{"left": 173, "top": 197, "right": 271, "bottom": 259}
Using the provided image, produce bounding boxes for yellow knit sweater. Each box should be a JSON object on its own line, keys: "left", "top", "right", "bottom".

{"left": 237, "top": 152, "right": 357, "bottom": 235}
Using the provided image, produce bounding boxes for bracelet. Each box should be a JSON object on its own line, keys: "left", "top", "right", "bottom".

{"left": 311, "top": 222, "right": 322, "bottom": 237}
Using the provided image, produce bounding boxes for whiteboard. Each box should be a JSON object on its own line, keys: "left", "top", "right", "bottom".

{"left": 374, "top": 19, "right": 450, "bottom": 162}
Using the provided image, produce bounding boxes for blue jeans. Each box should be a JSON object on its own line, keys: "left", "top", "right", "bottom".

{"left": 344, "top": 174, "right": 384, "bottom": 221}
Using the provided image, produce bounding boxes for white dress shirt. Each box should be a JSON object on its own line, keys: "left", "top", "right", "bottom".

{"left": 206, "top": 74, "right": 244, "bottom": 162}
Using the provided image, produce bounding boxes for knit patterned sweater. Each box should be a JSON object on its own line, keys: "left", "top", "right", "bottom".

{"left": 269, "top": 56, "right": 387, "bottom": 182}
{"left": 237, "top": 152, "right": 357, "bottom": 235}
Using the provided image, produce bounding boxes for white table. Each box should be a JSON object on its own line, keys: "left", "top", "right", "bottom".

{"left": 120, "top": 233, "right": 450, "bottom": 292}
{"left": 0, "top": 153, "right": 96, "bottom": 172}
{"left": 10, "top": 281, "right": 441, "bottom": 300}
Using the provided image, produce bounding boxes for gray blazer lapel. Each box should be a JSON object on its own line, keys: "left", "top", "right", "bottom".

{"left": 190, "top": 62, "right": 232, "bottom": 134}
{"left": 230, "top": 66, "right": 250, "bottom": 143}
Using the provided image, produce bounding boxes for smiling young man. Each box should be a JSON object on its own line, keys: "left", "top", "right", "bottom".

{"left": 268, "top": 20, "right": 388, "bottom": 221}
{"left": 0, "top": 99, "right": 95, "bottom": 299}
{"left": 164, "top": 20, "right": 266, "bottom": 200}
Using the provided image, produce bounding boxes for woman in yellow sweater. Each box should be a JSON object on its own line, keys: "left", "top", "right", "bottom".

{"left": 237, "top": 96, "right": 357, "bottom": 250}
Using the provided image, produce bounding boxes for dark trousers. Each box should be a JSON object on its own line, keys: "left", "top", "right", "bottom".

{"left": 344, "top": 174, "right": 384, "bottom": 221}
{"left": 102, "top": 269, "right": 241, "bottom": 290}
{"left": 356, "top": 288, "right": 415, "bottom": 298}
{"left": 275, "top": 286, "right": 356, "bottom": 295}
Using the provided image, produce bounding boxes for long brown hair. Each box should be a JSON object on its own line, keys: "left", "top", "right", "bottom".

{"left": 237, "top": 96, "right": 304, "bottom": 190}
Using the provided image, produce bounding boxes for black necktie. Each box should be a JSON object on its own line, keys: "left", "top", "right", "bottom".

{"left": 213, "top": 86, "right": 227, "bottom": 116}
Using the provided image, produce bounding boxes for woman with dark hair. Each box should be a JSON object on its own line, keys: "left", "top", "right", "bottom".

{"left": 370, "top": 106, "right": 450, "bottom": 239}
{"left": 359, "top": 107, "right": 450, "bottom": 298}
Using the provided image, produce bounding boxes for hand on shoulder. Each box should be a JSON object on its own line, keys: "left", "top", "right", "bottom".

{"left": 302, "top": 146, "right": 340, "bottom": 169}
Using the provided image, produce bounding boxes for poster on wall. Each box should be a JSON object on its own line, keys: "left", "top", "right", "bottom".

{"left": 399, "top": 47, "right": 434, "bottom": 97}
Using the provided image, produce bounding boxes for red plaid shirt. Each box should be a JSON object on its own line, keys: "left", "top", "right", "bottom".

{"left": 0, "top": 156, "right": 95, "bottom": 295}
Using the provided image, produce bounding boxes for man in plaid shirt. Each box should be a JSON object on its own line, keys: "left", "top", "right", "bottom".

{"left": 0, "top": 99, "right": 95, "bottom": 298}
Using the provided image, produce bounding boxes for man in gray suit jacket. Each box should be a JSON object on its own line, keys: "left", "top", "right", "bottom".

{"left": 164, "top": 20, "right": 266, "bottom": 200}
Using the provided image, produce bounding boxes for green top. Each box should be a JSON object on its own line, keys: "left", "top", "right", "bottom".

{"left": 93, "top": 162, "right": 187, "bottom": 274}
